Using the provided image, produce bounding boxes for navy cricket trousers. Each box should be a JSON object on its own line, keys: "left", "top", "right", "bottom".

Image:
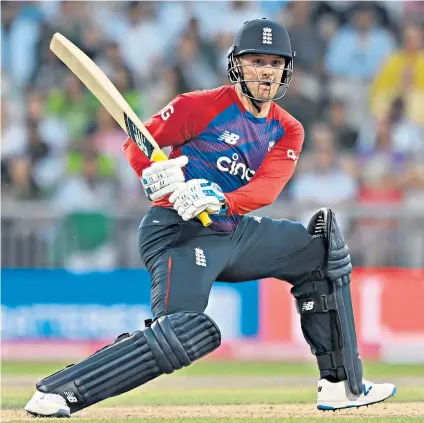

{"left": 138, "top": 207, "right": 326, "bottom": 319}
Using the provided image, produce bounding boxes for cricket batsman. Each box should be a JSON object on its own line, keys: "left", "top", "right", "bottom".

{"left": 25, "top": 19, "right": 396, "bottom": 417}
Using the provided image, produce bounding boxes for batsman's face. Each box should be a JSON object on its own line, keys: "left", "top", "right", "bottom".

{"left": 238, "top": 54, "right": 286, "bottom": 101}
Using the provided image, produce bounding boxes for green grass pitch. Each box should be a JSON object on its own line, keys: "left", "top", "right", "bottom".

{"left": 2, "top": 361, "right": 424, "bottom": 422}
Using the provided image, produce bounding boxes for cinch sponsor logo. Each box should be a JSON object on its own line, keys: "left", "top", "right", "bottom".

{"left": 216, "top": 153, "right": 255, "bottom": 181}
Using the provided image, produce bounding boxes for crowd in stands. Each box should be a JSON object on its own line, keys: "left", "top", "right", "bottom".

{"left": 2, "top": 1, "right": 424, "bottom": 268}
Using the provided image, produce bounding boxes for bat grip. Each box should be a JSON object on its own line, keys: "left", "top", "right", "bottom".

{"left": 198, "top": 211, "right": 212, "bottom": 227}
{"left": 151, "top": 150, "right": 212, "bottom": 227}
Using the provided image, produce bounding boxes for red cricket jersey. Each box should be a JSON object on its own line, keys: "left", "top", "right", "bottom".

{"left": 123, "top": 85, "right": 304, "bottom": 231}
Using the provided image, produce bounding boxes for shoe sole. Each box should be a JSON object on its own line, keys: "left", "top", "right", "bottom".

{"left": 25, "top": 408, "right": 71, "bottom": 418}
{"left": 317, "top": 386, "right": 398, "bottom": 411}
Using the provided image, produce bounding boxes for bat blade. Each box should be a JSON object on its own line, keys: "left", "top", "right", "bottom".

{"left": 50, "top": 32, "right": 160, "bottom": 161}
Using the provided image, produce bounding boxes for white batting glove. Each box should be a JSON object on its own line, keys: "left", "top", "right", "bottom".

{"left": 141, "top": 156, "right": 188, "bottom": 201}
{"left": 169, "top": 179, "right": 227, "bottom": 222}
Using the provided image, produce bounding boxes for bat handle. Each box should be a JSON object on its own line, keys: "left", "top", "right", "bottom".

{"left": 198, "top": 211, "right": 212, "bottom": 227}
{"left": 151, "top": 150, "right": 212, "bottom": 227}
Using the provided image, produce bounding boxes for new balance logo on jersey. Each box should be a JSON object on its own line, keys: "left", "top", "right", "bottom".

{"left": 63, "top": 390, "right": 78, "bottom": 403}
{"left": 195, "top": 248, "right": 206, "bottom": 267}
{"left": 268, "top": 141, "right": 275, "bottom": 152}
{"left": 301, "top": 301, "right": 314, "bottom": 312}
{"left": 262, "top": 27, "right": 272, "bottom": 44}
{"left": 218, "top": 131, "right": 239, "bottom": 145}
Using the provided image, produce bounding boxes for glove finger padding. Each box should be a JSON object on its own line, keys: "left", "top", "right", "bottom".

{"left": 149, "top": 182, "right": 184, "bottom": 201}
{"left": 182, "top": 204, "right": 206, "bottom": 221}
{"left": 142, "top": 167, "right": 182, "bottom": 186}
{"left": 169, "top": 183, "right": 187, "bottom": 205}
{"left": 142, "top": 157, "right": 188, "bottom": 201}
{"left": 148, "top": 173, "right": 186, "bottom": 201}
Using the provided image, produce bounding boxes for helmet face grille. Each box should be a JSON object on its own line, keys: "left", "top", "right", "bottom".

{"left": 227, "top": 19, "right": 295, "bottom": 103}
{"left": 227, "top": 51, "right": 293, "bottom": 102}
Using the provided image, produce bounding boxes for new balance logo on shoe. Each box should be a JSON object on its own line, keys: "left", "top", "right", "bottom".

{"left": 318, "top": 386, "right": 322, "bottom": 392}
{"left": 218, "top": 131, "right": 239, "bottom": 145}
{"left": 195, "top": 248, "right": 207, "bottom": 267}
{"left": 301, "top": 301, "right": 315, "bottom": 312}
{"left": 63, "top": 390, "right": 77, "bottom": 403}
{"left": 363, "top": 385, "right": 373, "bottom": 396}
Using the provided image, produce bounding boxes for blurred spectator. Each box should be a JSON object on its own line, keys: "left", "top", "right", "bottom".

{"left": 194, "top": 1, "right": 262, "bottom": 39}
{"left": 97, "top": 41, "right": 130, "bottom": 81}
{"left": 276, "top": 71, "right": 318, "bottom": 147}
{"left": 1, "top": 2, "right": 43, "bottom": 88}
{"left": 117, "top": 2, "right": 164, "bottom": 83}
{"left": 281, "top": 1, "right": 325, "bottom": 73}
{"left": 404, "top": 1, "right": 424, "bottom": 27}
{"left": 47, "top": 74, "right": 97, "bottom": 143}
{"left": 113, "top": 66, "right": 143, "bottom": 117}
{"left": 370, "top": 23, "right": 424, "bottom": 125}
{"left": 172, "top": 33, "right": 220, "bottom": 91}
{"left": 326, "top": 99, "right": 358, "bottom": 151}
{"left": 46, "top": 1, "right": 89, "bottom": 46}
{"left": 26, "top": 90, "right": 70, "bottom": 154}
{"left": 359, "top": 97, "right": 424, "bottom": 155}
{"left": 290, "top": 123, "right": 358, "bottom": 230}
{"left": 157, "top": 1, "right": 192, "bottom": 43}
{"left": 325, "top": 4, "right": 394, "bottom": 80}
{"left": 387, "top": 97, "right": 423, "bottom": 154}
{"left": 26, "top": 120, "right": 49, "bottom": 166}
{"left": 53, "top": 150, "right": 116, "bottom": 213}
{"left": 214, "top": 33, "right": 235, "bottom": 77}
{"left": 261, "top": 1, "right": 289, "bottom": 16}
{"left": 52, "top": 150, "right": 117, "bottom": 271}
{"left": 357, "top": 119, "right": 406, "bottom": 208}
{"left": 80, "top": 24, "right": 104, "bottom": 61}
{"left": 90, "top": 107, "right": 127, "bottom": 163}
{"left": 184, "top": 17, "right": 218, "bottom": 71}
{"left": 1, "top": 99, "right": 27, "bottom": 162}
{"left": 401, "top": 160, "right": 424, "bottom": 267}
{"left": 2, "top": 156, "right": 41, "bottom": 201}
{"left": 1, "top": 1, "right": 423, "bottom": 269}
{"left": 356, "top": 119, "right": 406, "bottom": 266}
{"left": 142, "top": 67, "right": 182, "bottom": 119}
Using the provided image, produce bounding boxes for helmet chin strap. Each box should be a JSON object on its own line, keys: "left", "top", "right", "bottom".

{"left": 240, "top": 81, "right": 263, "bottom": 113}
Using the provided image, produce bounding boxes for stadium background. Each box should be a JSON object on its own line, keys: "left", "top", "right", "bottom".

{"left": 2, "top": 0, "right": 424, "bottom": 364}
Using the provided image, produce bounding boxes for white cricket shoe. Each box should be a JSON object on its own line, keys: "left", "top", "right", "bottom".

{"left": 317, "top": 378, "right": 397, "bottom": 411}
{"left": 24, "top": 391, "right": 71, "bottom": 418}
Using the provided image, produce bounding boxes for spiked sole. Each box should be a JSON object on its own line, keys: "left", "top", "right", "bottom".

{"left": 26, "top": 408, "right": 71, "bottom": 418}
{"left": 317, "top": 386, "right": 398, "bottom": 411}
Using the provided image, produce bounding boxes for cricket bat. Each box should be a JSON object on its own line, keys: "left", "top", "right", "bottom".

{"left": 49, "top": 32, "right": 211, "bottom": 227}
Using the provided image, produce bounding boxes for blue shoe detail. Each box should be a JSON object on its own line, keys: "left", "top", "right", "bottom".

{"left": 390, "top": 386, "right": 398, "bottom": 397}
{"left": 318, "top": 404, "right": 358, "bottom": 411}
{"left": 317, "top": 405, "right": 335, "bottom": 410}
{"left": 363, "top": 384, "right": 373, "bottom": 396}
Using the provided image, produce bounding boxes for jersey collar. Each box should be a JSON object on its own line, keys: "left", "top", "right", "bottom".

{"left": 228, "top": 85, "right": 273, "bottom": 123}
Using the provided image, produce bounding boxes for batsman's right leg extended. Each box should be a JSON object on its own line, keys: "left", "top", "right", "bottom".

{"left": 218, "top": 208, "right": 397, "bottom": 410}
